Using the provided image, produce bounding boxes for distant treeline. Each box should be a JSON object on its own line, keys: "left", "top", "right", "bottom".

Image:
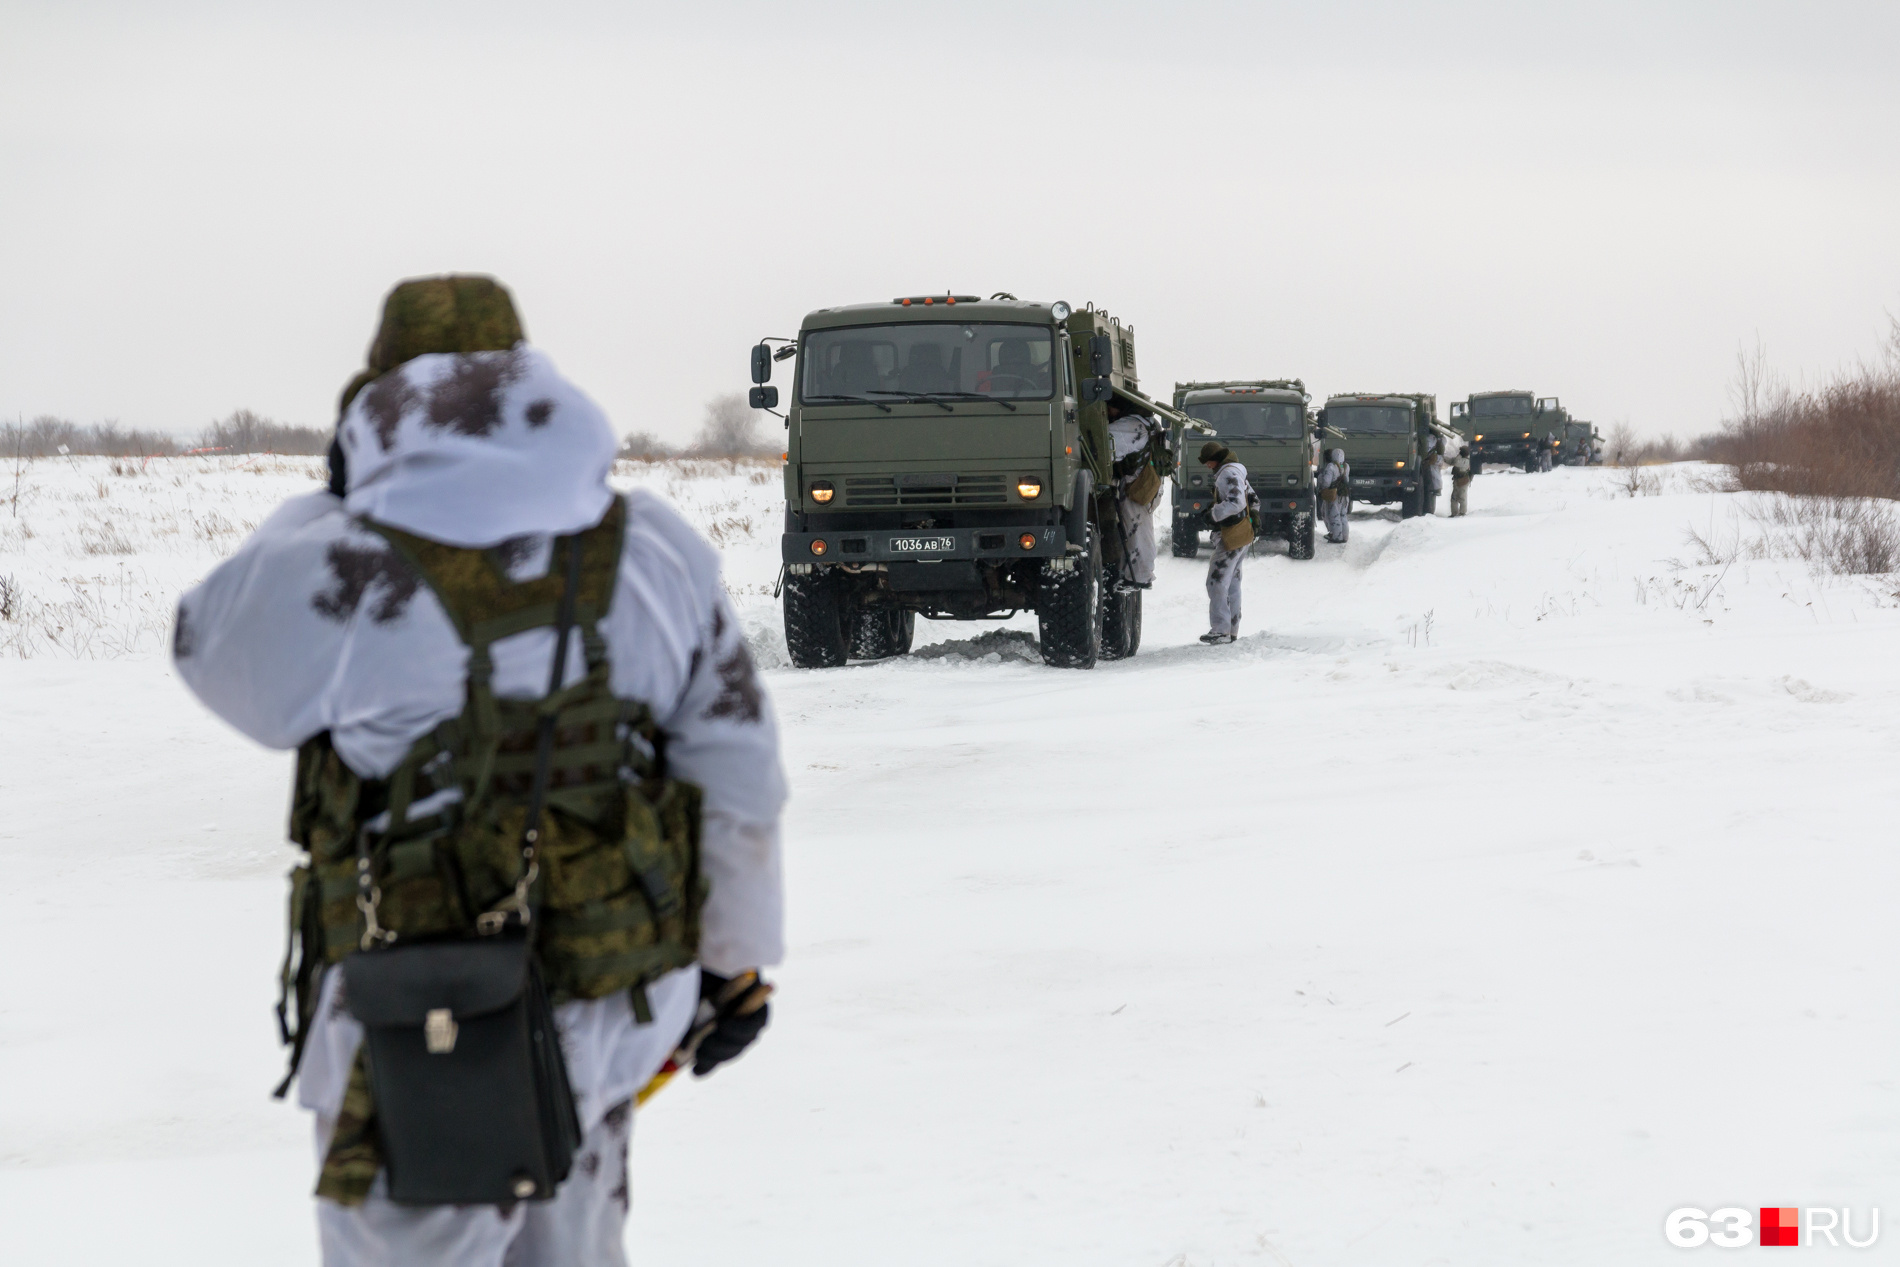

{"left": 3, "top": 410, "right": 329, "bottom": 458}
{"left": 8, "top": 391, "right": 776, "bottom": 463}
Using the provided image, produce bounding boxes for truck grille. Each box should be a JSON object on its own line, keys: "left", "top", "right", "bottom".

{"left": 843, "top": 475, "right": 1010, "bottom": 508}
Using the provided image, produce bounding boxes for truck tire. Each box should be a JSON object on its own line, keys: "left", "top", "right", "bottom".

{"left": 1288, "top": 508, "right": 1316, "bottom": 559}
{"left": 1037, "top": 530, "right": 1100, "bottom": 670}
{"left": 1171, "top": 521, "right": 1199, "bottom": 557}
{"left": 1101, "top": 584, "right": 1142, "bottom": 661}
{"left": 784, "top": 569, "right": 848, "bottom": 668}
{"left": 849, "top": 607, "right": 914, "bottom": 661}
{"left": 1470, "top": 458, "right": 1484, "bottom": 476}
{"left": 1400, "top": 486, "right": 1421, "bottom": 519}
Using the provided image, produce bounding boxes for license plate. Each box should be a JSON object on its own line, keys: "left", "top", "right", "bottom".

{"left": 889, "top": 535, "right": 955, "bottom": 554}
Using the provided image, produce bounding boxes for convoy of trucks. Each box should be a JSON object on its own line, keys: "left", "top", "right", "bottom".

{"left": 751, "top": 295, "right": 1596, "bottom": 669}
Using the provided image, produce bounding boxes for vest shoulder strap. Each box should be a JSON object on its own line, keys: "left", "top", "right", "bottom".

{"left": 363, "top": 496, "right": 627, "bottom": 649}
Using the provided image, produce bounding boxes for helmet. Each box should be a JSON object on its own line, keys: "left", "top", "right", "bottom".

{"left": 1198, "top": 440, "right": 1229, "bottom": 465}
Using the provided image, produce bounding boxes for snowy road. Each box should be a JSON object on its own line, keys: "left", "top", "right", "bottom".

{"left": 2, "top": 460, "right": 1896, "bottom": 1263}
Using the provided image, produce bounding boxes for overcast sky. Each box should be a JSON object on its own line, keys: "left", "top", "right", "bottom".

{"left": 3, "top": 0, "right": 1896, "bottom": 445}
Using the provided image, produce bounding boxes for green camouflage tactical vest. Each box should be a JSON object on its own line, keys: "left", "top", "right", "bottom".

{"left": 276, "top": 495, "right": 705, "bottom": 1103}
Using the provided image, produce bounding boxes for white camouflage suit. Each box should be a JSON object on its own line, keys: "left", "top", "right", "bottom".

{"left": 1206, "top": 458, "right": 1251, "bottom": 637}
{"left": 174, "top": 345, "right": 787, "bottom": 1267}
{"left": 1107, "top": 410, "right": 1163, "bottom": 586}
{"left": 1450, "top": 440, "right": 1472, "bottom": 517}
{"left": 1318, "top": 449, "right": 1351, "bottom": 542}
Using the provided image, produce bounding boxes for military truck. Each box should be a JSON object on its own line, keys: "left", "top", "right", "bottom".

{"left": 1555, "top": 419, "right": 1603, "bottom": 466}
{"left": 1168, "top": 380, "right": 1320, "bottom": 559}
{"left": 1449, "top": 391, "right": 1569, "bottom": 474}
{"left": 752, "top": 294, "right": 1194, "bottom": 671}
{"left": 1316, "top": 392, "right": 1452, "bottom": 518}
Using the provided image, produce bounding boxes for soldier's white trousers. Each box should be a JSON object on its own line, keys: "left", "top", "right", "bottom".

{"left": 315, "top": 1101, "right": 635, "bottom": 1267}
{"left": 1206, "top": 542, "right": 1245, "bottom": 636}
{"left": 1450, "top": 478, "right": 1469, "bottom": 517}
{"left": 1116, "top": 492, "right": 1156, "bottom": 585}
{"left": 1323, "top": 497, "right": 1349, "bottom": 542}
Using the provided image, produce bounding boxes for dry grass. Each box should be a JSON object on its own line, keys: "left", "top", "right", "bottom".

{"left": 1703, "top": 323, "right": 1900, "bottom": 500}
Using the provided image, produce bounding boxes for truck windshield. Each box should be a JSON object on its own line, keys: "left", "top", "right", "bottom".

{"left": 801, "top": 323, "right": 1055, "bottom": 402}
{"left": 1185, "top": 400, "right": 1303, "bottom": 439}
{"left": 1472, "top": 396, "right": 1533, "bottom": 416}
{"left": 1329, "top": 406, "right": 1412, "bottom": 434}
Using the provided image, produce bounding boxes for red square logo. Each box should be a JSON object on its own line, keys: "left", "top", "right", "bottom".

{"left": 1761, "top": 1207, "right": 1800, "bottom": 1247}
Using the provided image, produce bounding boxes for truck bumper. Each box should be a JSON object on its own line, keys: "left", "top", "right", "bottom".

{"left": 782, "top": 525, "right": 1069, "bottom": 565}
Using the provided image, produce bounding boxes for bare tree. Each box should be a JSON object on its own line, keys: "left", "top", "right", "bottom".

{"left": 197, "top": 409, "right": 327, "bottom": 455}
{"left": 688, "top": 392, "right": 767, "bottom": 457}
{"left": 1606, "top": 421, "right": 1637, "bottom": 467}
{"left": 618, "top": 430, "right": 676, "bottom": 461}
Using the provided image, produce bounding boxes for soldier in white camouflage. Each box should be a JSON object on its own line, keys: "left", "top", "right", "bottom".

{"left": 175, "top": 276, "right": 787, "bottom": 1267}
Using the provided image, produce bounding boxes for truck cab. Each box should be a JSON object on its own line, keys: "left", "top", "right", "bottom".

{"left": 1317, "top": 392, "right": 1443, "bottom": 518}
{"left": 1169, "top": 380, "right": 1318, "bottom": 560}
{"left": 755, "top": 294, "right": 1184, "bottom": 670}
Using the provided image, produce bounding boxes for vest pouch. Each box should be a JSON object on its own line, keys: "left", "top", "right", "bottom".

{"left": 1219, "top": 517, "right": 1256, "bottom": 551}
{"left": 1125, "top": 462, "right": 1161, "bottom": 508}
{"left": 341, "top": 933, "right": 581, "bottom": 1206}
{"left": 1320, "top": 486, "right": 1338, "bottom": 502}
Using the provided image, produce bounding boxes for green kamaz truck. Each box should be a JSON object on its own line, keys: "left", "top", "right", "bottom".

{"left": 752, "top": 294, "right": 1191, "bottom": 671}
{"left": 1555, "top": 419, "right": 1602, "bottom": 466}
{"left": 1449, "top": 391, "right": 1568, "bottom": 474}
{"left": 1316, "top": 392, "right": 1450, "bottom": 518}
{"left": 1168, "top": 380, "right": 1320, "bottom": 560}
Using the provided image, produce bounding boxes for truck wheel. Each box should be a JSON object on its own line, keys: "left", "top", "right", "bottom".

{"left": 1037, "top": 531, "right": 1101, "bottom": 669}
{"left": 1171, "top": 521, "right": 1199, "bottom": 558}
{"left": 1288, "top": 509, "right": 1316, "bottom": 559}
{"left": 1101, "top": 584, "right": 1142, "bottom": 660}
{"left": 1471, "top": 458, "right": 1484, "bottom": 476}
{"left": 784, "top": 569, "right": 848, "bottom": 668}
{"left": 849, "top": 607, "right": 914, "bottom": 660}
{"left": 1400, "top": 487, "right": 1420, "bottom": 519}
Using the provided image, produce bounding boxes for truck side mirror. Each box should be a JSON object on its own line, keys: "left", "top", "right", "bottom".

{"left": 749, "top": 385, "right": 779, "bottom": 410}
{"left": 1088, "top": 333, "right": 1113, "bottom": 377}
{"left": 750, "top": 342, "right": 773, "bottom": 385}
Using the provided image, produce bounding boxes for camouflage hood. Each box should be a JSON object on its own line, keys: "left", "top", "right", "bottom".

{"left": 337, "top": 345, "right": 617, "bottom": 548}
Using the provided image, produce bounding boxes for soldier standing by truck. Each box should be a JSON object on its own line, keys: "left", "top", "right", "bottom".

{"left": 1105, "top": 396, "right": 1166, "bottom": 590}
{"left": 172, "top": 276, "right": 786, "bottom": 1266}
{"left": 1199, "top": 440, "right": 1255, "bottom": 644}
{"left": 1318, "top": 447, "right": 1351, "bottom": 542}
{"left": 1450, "top": 438, "right": 1473, "bottom": 517}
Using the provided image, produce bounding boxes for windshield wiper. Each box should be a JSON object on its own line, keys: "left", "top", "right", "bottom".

{"left": 926, "top": 390, "right": 1017, "bottom": 412}
{"left": 803, "top": 393, "right": 891, "bottom": 412}
{"left": 866, "top": 390, "right": 955, "bottom": 412}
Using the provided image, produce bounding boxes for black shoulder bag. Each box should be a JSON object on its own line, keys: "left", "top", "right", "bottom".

{"left": 340, "top": 535, "right": 587, "bottom": 1206}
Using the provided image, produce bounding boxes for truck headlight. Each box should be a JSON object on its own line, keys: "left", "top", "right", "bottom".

{"left": 1395, "top": 460, "right": 1406, "bottom": 469}
{"left": 810, "top": 480, "right": 835, "bottom": 504}
{"left": 1475, "top": 433, "right": 1484, "bottom": 441}
{"left": 1017, "top": 479, "right": 1042, "bottom": 500}
{"left": 1521, "top": 432, "right": 1530, "bottom": 438}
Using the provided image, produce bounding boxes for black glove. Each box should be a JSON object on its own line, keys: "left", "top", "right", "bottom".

{"left": 690, "top": 969, "right": 774, "bottom": 1077}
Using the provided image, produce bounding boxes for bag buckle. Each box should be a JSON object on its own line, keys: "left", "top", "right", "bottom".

{"left": 424, "top": 1008, "right": 459, "bottom": 1054}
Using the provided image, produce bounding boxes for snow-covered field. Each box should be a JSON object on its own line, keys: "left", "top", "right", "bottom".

{"left": 3, "top": 456, "right": 1897, "bottom": 1264}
